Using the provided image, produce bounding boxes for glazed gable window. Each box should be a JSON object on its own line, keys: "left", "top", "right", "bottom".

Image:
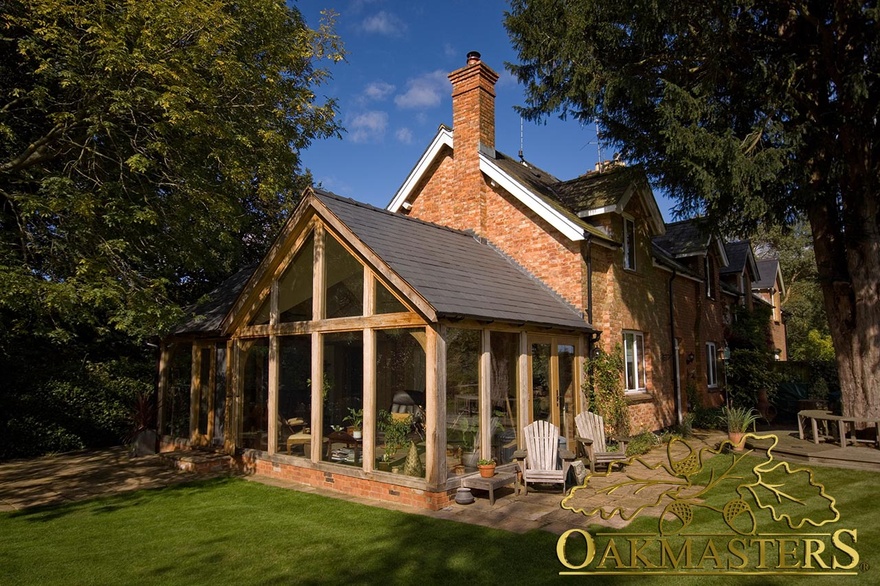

{"left": 622, "top": 331, "right": 646, "bottom": 392}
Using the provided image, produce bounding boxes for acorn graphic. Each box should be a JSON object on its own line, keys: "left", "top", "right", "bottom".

{"left": 660, "top": 500, "right": 694, "bottom": 535}
{"left": 722, "top": 498, "right": 757, "bottom": 535}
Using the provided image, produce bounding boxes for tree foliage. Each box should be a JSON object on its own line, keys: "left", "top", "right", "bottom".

{"left": 0, "top": 0, "right": 343, "bottom": 458}
{"left": 506, "top": 1, "right": 880, "bottom": 418}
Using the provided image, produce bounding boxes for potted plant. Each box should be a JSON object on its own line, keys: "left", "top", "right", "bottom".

{"left": 378, "top": 410, "right": 411, "bottom": 471}
{"left": 126, "top": 391, "right": 158, "bottom": 457}
{"left": 344, "top": 408, "right": 364, "bottom": 439}
{"left": 453, "top": 414, "right": 480, "bottom": 468}
{"left": 477, "top": 458, "right": 496, "bottom": 478}
{"left": 720, "top": 405, "right": 759, "bottom": 451}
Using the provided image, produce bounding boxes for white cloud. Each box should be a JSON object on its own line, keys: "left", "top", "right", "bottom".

{"left": 394, "top": 70, "right": 448, "bottom": 109}
{"left": 395, "top": 127, "right": 414, "bottom": 144}
{"left": 360, "top": 11, "right": 406, "bottom": 36}
{"left": 348, "top": 110, "right": 388, "bottom": 143}
{"left": 364, "top": 81, "right": 395, "bottom": 101}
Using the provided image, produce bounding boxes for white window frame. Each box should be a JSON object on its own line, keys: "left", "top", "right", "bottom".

{"left": 622, "top": 330, "right": 646, "bottom": 392}
{"left": 623, "top": 216, "right": 636, "bottom": 271}
{"left": 706, "top": 342, "right": 718, "bottom": 388}
{"left": 705, "top": 256, "right": 714, "bottom": 299}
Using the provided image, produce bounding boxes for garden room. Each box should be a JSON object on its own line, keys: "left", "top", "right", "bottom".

{"left": 157, "top": 189, "right": 593, "bottom": 505}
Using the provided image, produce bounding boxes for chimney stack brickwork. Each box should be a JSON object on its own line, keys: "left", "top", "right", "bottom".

{"left": 404, "top": 53, "right": 587, "bottom": 310}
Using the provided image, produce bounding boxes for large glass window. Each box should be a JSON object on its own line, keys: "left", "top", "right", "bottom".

{"left": 490, "top": 332, "right": 518, "bottom": 464}
{"left": 706, "top": 342, "right": 718, "bottom": 388}
{"left": 558, "top": 343, "right": 576, "bottom": 442}
{"left": 162, "top": 342, "right": 192, "bottom": 437}
{"left": 623, "top": 331, "right": 646, "bottom": 392}
{"left": 197, "top": 348, "right": 210, "bottom": 436}
{"left": 376, "top": 329, "right": 426, "bottom": 476}
{"left": 531, "top": 342, "right": 552, "bottom": 421}
{"left": 279, "top": 235, "right": 314, "bottom": 322}
{"left": 241, "top": 339, "right": 269, "bottom": 450}
{"left": 325, "top": 235, "right": 363, "bottom": 318}
{"left": 213, "top": 343, "right": 227, "bottom": 446}
{"left": 375, "top": 279, "right": 406, "bottom": 314}
{"left": 322, "top": 332, "right": 363, "bottom": 465}
{"left": 446, "top": 328, "right": 481, "bottom": 473}
{"left": 278, "top": 336, "right": 311, "bottom": 456}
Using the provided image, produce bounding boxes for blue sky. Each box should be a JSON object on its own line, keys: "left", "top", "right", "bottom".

{"left": 299, "top": 1, "right": 675, "bottom": 221}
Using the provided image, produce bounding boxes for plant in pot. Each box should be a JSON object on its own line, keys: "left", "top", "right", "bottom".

{"left": 344, "top": 408, "right": 364, "bottom": 439}
{"left": 452, "top": 414, "right": 480, "bottom": 469}
{"left": 720, "top": 405, "right": 759, "bottom": 452}
{"left": 126, "top": 391, "right": 158, "bottom": 457}
{"left": 477, "top": 458, "right": 496, "bottom": 478}
{"left": 378, "top": 410, "right": 411, "bottom": 471}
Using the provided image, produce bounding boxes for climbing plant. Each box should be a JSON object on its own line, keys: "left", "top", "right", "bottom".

{"left": 583, "top": 345, "right": 630, "bottom": 437}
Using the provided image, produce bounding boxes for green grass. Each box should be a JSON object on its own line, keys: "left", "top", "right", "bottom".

{"left": 1, "top": 463, "right": 879, "bottom": 585}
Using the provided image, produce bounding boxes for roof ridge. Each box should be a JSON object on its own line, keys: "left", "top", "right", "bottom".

{"left": 314, "top": 188, "right": 477, "bottom": 239}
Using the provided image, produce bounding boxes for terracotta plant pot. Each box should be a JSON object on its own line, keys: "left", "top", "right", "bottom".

{"left": 728, "top": 432, "right": 745, "bottom": 452}
{"left": 478, "top": 464, "right": 496, "bottom": 478}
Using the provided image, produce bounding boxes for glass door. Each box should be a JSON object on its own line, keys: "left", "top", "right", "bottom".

{"left": 529, "top": 336, "right": 580, "bottom": 445}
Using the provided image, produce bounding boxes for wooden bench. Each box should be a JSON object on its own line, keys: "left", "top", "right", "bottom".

{"left": 797, "top": 409, "right": 880, "bottom": 448}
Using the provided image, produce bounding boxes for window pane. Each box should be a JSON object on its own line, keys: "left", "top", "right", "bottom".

{"left": 491, "top": 332, "right": 518, "bottom": 464}
{"left": 377, "top": 329, "right": 426, "bottom": 477}
{"left": 250, "top": 299, "right": 270, "bottom": 326}
{"left": 278, "top": 336, "right": 311, "bottom": 456}
{"left": 162, "top": 342, "right": 191, "bottom": 437}
{"left": 375, "top": 279, "right": 406, "bottom": 314}
{"left": 279, "top": 235, "right": 313, "bottom": 322}
{"left": 558, "top": 343, "right": 576, "bottom": 442}
{"left": 636, "top": 334, "right": 646, "bottom": 390}
{"left": 325, "top": 235, "right": 363, "bottom": 318}
{"left": 446, "top": 328, "right": 480, "bottom": 474}
{"left": 531, "top": 342, "right": 551, "bottom": 421}
{"left": 242, "top": 339, "right": 269, "bottom": 450}
{"left": 323, "top": 331, "right": 363, "bottom": 466}
{"left": 213, "top": 344, "right": 226, "bottom": 445}
{"left": 197, "top": 348, "right": 210, "bottom": 435}
{"left": 623, "top": 333, "right": 636, "bottom": 390}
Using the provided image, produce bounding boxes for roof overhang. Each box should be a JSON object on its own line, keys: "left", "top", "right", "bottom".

{"left": 388, "top": 126, "right": 453, "bottom": 212}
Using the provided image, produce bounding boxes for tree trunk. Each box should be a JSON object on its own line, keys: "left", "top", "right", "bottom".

{"left": 809, "top": 191, "right": 880, "bottom": 420}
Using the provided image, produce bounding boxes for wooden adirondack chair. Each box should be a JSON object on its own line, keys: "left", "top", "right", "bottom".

{"left": 521, "top": 420, "right": 566, "bottom": 495}
{"left": 575, "top": 411, "right": 628, "bottom": 473}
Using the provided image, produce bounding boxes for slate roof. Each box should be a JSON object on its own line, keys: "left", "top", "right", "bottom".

{"left": 721, "top": 241, "right": 751, "bottom": 275}
{"left": 753, "top": 259, "right": 779, "bottom": 289}
{"left": 172, "top": 264, "right": 256, "bottom": 336}
{"left": 317, "top": 190, "right": 592, "bottom": 331}
{"left": 170, "top": 190, "right": 594, "bottom": 336}
{"left": 552, "top": 164, "right": 645, "bottom": 213}
{"left": 652, "top": 218, "right": 712, "bottom": 257}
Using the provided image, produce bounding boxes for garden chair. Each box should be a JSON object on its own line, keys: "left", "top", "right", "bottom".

{"left": 574, "top": 411, "right": 627, "bottom": 474}
{"left": 521, "top": 420, "right": 566, "bottom": 495}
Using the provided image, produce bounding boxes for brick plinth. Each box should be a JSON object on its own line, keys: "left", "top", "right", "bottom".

{"left": 240, "top": 456, "right": 456, "bottom": 511}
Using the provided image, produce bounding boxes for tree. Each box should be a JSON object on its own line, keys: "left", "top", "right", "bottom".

{"left": 0, "top": 0, "right": 343, "bottom": 457}
{"left": 752, "top": 219, "right": 832, "bottom": 361}
{"left": 506, "top": 1, "right": 880, "bottom": 419}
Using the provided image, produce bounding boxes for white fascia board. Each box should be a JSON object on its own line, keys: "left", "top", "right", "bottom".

{"left": 479, "top": 154, "right": 585, "bottom": 242}
{"left": 387, "top": 127, "right": 453, "bottom": 212}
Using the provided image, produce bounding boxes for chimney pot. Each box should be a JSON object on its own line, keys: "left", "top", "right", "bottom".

{"left": 466, "top": 51, "right": 481, "bottom": 65}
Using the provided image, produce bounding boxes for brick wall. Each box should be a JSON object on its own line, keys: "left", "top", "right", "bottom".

{"left": 243, "top": 455, "right": 456, "bottom": 510}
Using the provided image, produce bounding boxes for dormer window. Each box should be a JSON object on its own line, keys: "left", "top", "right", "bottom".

{"left": 623, "top": 217, "right": 636, "bottom": 271}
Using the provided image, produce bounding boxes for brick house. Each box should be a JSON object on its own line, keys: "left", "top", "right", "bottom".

{"left": 157, "top": 53, "right": 780, "bottom": 509}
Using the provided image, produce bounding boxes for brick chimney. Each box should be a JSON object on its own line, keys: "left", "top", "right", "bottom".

{"left": 447, "top": 51, "right": 499, "bottom": 238}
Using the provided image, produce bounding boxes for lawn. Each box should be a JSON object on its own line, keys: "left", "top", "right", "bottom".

{"left": 1, "top": 460, "right": 878, "bottom": 585}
